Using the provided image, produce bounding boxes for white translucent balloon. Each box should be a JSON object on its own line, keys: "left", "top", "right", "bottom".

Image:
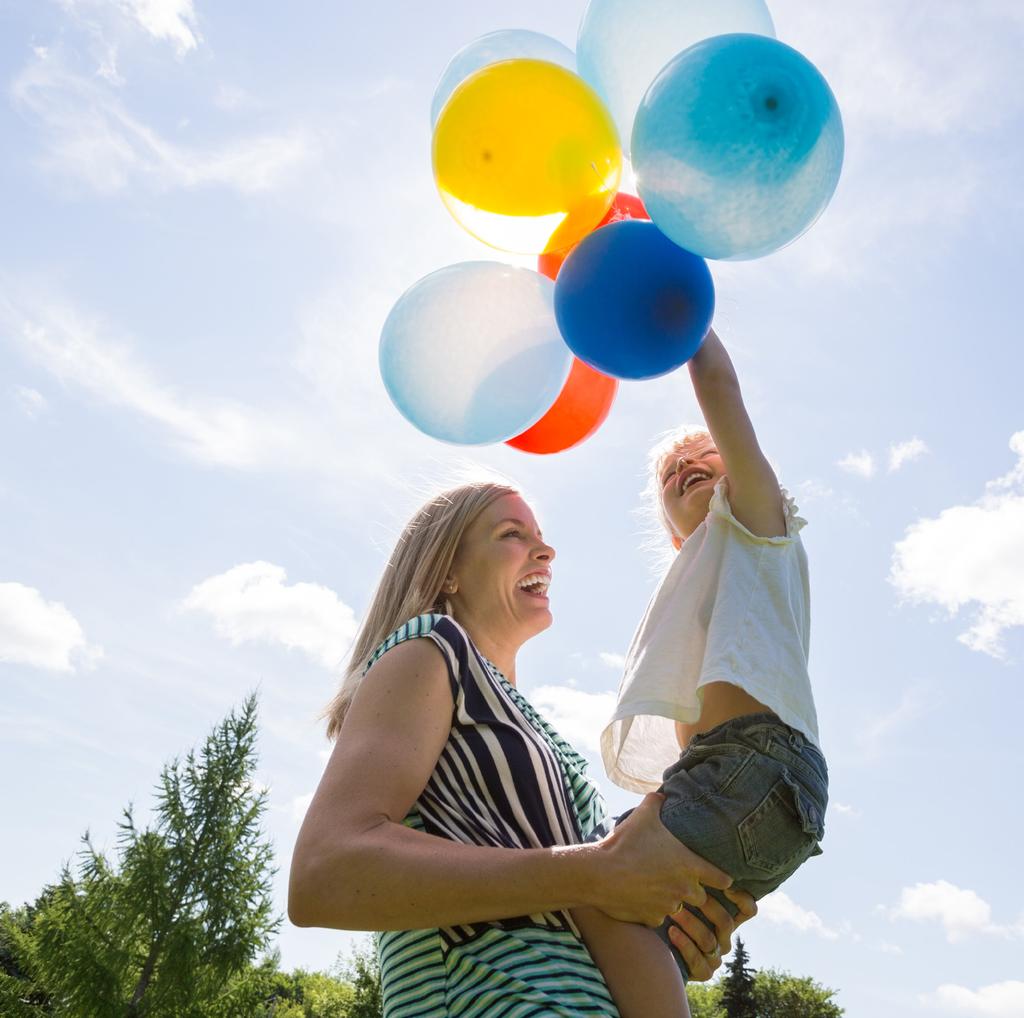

{"left": 430, "top": 30, "right": 576, "bottom": 127}
{"left": 577, "top": 0, "right": 776, "bottom": 154}
{"left": 380, "top": 262, "right": 572, "bottom": 445}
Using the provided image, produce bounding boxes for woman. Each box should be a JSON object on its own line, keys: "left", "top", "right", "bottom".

{"left": 288, "top": 481, "right": 756, "bottom": 1016}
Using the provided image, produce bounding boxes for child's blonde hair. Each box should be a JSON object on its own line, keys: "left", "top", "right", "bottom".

{"left": 643, "top": 425, "right": 715, "bottom": 538}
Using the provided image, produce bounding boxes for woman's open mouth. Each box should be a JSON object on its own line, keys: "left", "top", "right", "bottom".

{"left": 516, "top": 572, "right": 551, "bottom": 600}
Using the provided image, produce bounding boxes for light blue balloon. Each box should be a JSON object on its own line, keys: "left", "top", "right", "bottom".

{"left": 577, "top": 0, "right": 774, "bottom": 155}
{"left": 430, "top": 30, "right": 576, "bottom": 127}
{"left": 380, "top": 262, "right": 572, "bottom": 445}
{"left": 632, "top": 34, "right": 844, "bottom": 261}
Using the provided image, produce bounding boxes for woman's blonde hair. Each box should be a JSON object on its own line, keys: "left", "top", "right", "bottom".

{"left": 318, "top": 480, "right": 518, "bottom": 742}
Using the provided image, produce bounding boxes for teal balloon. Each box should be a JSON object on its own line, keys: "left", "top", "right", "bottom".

{"left": 632, "top": 34, "right": 844, "bottom": 260}
{"left": 577, "top": 0, "right": 774, "bottom": 155}
{"left": 430, "top": 30, "right": 576, "bottom": 127}
{"left": 380, "top": 263, "right": 572, "bottom": 445}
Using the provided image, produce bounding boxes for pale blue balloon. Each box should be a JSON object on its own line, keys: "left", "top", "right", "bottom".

{"left": 632, "top": 34, "right": 844, "bottom": 261}
{"left": 430, "top": 30, "right": 576, "bottom": 127}
{"left": 577, "top": 0, "right": 774, "bottom": 154}
{"left": 380, "top": 263, "right": 572, "bottom": 445}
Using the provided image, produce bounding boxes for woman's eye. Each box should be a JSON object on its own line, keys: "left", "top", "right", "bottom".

{"left": 503, "top": 530, "right": 520, "bottom": 538}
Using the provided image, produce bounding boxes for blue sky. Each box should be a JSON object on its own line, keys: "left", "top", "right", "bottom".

{"left": 2, "top": 2, "right": 1023, "bottom": 1015}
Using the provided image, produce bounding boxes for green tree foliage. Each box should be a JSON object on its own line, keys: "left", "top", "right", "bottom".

{"left": 720, "top": 936, "right": 757, "bottom": 1018}
{"left": 3, "top": 692, "right": 281, "bottom": 1018}
{"left": 752, "top": 968, "right": 844, "bottom": 1018}
{"left": 686, "top": 944, "right": 844, "bottom": 1018}
{"left": 686, "top": 979, "right": 725, "bottom": 1018}
{"left": 332, "top": 939, "right": 383, "bottom": 1018}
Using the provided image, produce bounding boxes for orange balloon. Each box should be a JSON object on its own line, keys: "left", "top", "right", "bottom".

{"left": 538, "top": 191, "right": 650, "bottom": 280}
{"left": 506, "top": 357, "right": 618, "bottom": 454}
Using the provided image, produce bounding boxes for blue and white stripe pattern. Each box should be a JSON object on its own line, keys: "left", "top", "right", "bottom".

{"left": 363, "top": 614, "right": 618, "bottom": 1017}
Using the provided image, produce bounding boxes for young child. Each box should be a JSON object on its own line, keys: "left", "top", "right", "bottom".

{"left": 571, "top": 328, "right": 828, "bottom": 1017}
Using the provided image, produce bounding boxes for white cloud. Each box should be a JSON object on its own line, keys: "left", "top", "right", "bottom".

{"left": 13, "top": 385, "right": 48, "bottom": 419}
{"left": 890, "top": 432, "right": 1024, "bottom": 657}
{"left": 181, "top": 562, "right": 358, "bottom": 669}
{"left": 758, "top": 891, "right": 841, "bottom": 940}
{"left": 889, "top": 437, "right": 929, "bottom": 472}
{"left": 527, "top": 685, "right": 616, "bottom": 755}
{"left": 885, "top": 880, "right": 1022, "bottom": 943}
{"left": 831, "top": 801, "right": 861, "bottom": 819}
{"left": 0, "top": 582, "right": 104, "bottom": 673}
{"left": 923, "top": 981, "right": 1024, "bottom": 1016}
{"left": 59, "top": 0, "right": 201, "bottom": 57}
{"left": 11, "top": 47, "right": 313, "bottom": 195}
{"left": 599, "top": 652, "right": 625, "bottom": 669}
{"left": 117, "top": 0, "right": 200, "bottom": 55}
{"left": 837, "top": 450, "right": 875, "bottom": 478}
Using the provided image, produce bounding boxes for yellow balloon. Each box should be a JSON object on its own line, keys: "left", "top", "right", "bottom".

{"left": 432, "top": 59, "right": 622, "bottom": 254}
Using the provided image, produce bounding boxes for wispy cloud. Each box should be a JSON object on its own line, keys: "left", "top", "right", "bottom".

{"left": 180, "top": 561, "right": 358, "bottom": 669}
{"left": 0, "top": 287, "right": 304, "bottom": 469}
{"left": 528, "top": 685, "right": 616, "bottom": 755}
{"left": 11, "top": 46, "right": 314, "bottom": 195}
{"left": 837, "top": 450, "right": 875, "bottom": 479}
{"left": 599, "top": 652, "right": 625, "bottom": 670}
{"left": 758, "top": 890, "right": 841, "bottom": 940}
{"left": 857, "top": 684, "right": 931, "bottom": 755}
{"left": 13, "top": 385, "right": 48, "bottom": 419}
{"left": 922, "top": 980, "right": 1024, "bottom": 1017}
{"left": 59, "top": 0, "right": 202, "bottom": 57}
{"left": 0, "top": 582, "right": 104, "bottom": 673}
{"left": 889, "top": 438, "right": 929, "bottom": 472}
{"left": 884, "top": 880, "right": 1024, "bottom": 943}
{"left": 890, "top": 432, "right": 1024, "bottom": 657}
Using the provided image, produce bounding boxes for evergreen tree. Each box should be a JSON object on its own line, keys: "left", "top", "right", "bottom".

{"left": 6, "top": 692, "right": 281, "bottom": 1017}
{"left": 720, "top": 936, "right": 757, "bottom": 1018}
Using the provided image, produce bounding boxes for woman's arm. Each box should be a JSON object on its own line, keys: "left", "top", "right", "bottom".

{"left": 288, "top": 641, "right": 733, "bottom": 930}
{"left": 689, "top": 328, "right": 787, "bottom": 538}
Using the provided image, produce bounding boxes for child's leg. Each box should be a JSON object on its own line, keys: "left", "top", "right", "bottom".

{"left": 571, "top": 906, "right": 690, "bottom": 1018}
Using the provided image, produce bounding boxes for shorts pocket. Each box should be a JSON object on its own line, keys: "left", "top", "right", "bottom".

{"left": 662, "top": 742, "right": 756, "bottom": 796}
{"left": 738, "top": 769, "right": 826, "bottom": 875}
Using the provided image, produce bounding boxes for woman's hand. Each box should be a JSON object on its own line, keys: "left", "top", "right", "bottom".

{"left": 593, "top": 793, "right": 734, "bottom": 927}
{"left": 665, "top": 888, "right": 757, "bottom": 981}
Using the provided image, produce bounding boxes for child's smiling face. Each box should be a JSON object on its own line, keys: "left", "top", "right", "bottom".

{"left": 658, "top": 439, "right": 725, "bottom": 548}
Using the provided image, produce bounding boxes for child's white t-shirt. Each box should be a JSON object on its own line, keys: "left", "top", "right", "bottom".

{"left": 601, "top": 478, "right": 820, "bottom": 794}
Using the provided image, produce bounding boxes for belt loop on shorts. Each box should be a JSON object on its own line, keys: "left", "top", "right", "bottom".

{"left": 789, "top": 730, "right": 804, "bottom": 750}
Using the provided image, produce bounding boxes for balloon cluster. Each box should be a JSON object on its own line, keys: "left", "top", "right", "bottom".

{"left": 381, "top": 2, "right": 844, "bottom": 454}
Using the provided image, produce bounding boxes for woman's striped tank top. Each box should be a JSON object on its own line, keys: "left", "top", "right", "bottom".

{"left": 364, "top": 614, "right": 619, "bottom": 1017}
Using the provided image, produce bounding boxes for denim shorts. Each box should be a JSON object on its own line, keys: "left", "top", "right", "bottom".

{"left": 590, "top": 712, "right": 828, "bottom": 982}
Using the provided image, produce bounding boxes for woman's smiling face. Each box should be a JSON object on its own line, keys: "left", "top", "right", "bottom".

{"left": 447, "top": 493, "right": 556, "bottom": 641}
{"left": 658, "top": 440, "right": 725, "bottom": 548}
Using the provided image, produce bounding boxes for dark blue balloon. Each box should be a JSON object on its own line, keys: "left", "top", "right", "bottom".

{"left": 553, "top": 219, "right": 714, "bottom": 380}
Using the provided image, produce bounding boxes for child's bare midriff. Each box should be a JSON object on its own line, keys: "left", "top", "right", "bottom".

{"left": 675, "top": 681, "right": 775, "bottom": 750}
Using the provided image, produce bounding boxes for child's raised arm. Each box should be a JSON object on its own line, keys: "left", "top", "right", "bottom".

{"left": 688, "top": 328, "right": 787, "bottom": 538}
